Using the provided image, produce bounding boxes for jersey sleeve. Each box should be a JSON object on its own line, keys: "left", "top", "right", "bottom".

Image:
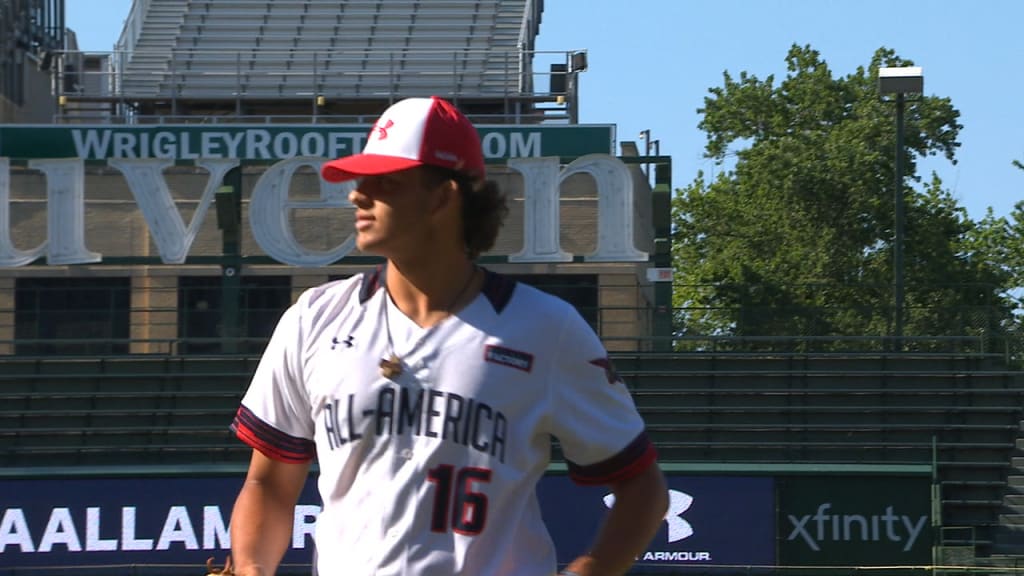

{"left": 231, "top": 301, "right": 316, "bottom": 464}
{"left": 548, "top": 305, "right": 657, "bottom": 486}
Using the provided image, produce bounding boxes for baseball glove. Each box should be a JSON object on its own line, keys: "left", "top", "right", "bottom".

{"left": 206, "top": 555, "right": 234, "bottom": 576}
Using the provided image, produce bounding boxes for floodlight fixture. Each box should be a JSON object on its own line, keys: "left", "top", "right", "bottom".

{"left": 878, "top": 66, "right": 923, "bottom": 95}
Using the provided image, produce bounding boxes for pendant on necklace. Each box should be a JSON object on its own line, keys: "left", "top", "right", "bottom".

{"left": 379, "top": 354, "right": 403, "bottom": 379}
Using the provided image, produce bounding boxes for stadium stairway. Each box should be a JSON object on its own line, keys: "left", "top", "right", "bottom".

{"left": 991, "top": 434, "right": 1024, "bottom": 556}
{"left": 3, "top": 350, "right": 1024, "bottom": 561}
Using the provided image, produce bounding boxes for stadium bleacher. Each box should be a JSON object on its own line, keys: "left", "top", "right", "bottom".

{"left": 4, "top": 348, "right": 1024, "bottom": 556}
{"left": 115, "top": 0, "right": 532, "bottom": 100}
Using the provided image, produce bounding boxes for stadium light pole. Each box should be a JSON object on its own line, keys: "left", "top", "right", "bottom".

{"left": 639, "top": 129, "right": 652, "bottom": 180}
{"left": 878, "top": 66, "right": 923, "bottom": 349}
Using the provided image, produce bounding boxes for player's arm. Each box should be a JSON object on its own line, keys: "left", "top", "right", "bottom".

{"left": 547, "top": 303, "right": 669, "bottom": 576}
{"left": 561, "top": 462, "right": 668, "bottom": 576}
{"left": 230, "top": 449, "right": 311, "bottom": 576}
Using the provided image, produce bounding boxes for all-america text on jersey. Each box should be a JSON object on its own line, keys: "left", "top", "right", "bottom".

{"left": 321, "top": 386, "right": 509, "bottom": 463}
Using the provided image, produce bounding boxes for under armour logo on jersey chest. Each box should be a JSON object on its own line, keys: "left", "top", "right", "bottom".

{"left": 331, "top": 335, "right": 355, "bottom": 350}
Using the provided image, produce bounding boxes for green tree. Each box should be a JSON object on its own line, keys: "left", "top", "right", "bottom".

{"left": 672, "top": 45, "right": 1011, "bottom": 351}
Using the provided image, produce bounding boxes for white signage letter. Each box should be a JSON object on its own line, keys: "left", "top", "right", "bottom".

{"left": 293, "top": 505, "right": 320, "bottom": 549}
{"left": 250, "top": 157, "right": 356, "bottom": 267}
{"left": 0, "top": 158, "right": 46, "bottom": 267}
{"left": 508, "top": 154, "right": 647, "bottom": 263}
{"left": 508, "top": 157, "right": 571, "bottom": 262}
{"left": 121, "top": 506, "right": 154, "bottom": 551}
{"left": 203, "top": 506, "right": 230, "bottom": 550}
{"left": 568, "top": 154, "right": 647, "bottom": 262}
{"left": 156, "top": 506, "right": 199, "bottom": 550}
{"left": 0, "top": 508, "right": 35, "bottom": 553}
{"left": 86, "top": 507, "right": 118, "bottom": 551}
{"left": 29, "top": 158, "right": 103, "bottom": 265}
{"left": 38, "top": 508, "right": 82, "bottom": 552}
{"left": 109, "top": 158, "right": 238, "bottom": 264}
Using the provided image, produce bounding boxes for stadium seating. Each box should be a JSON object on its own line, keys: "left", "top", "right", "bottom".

{"left": 617, "top": 352, "right": 1024, "bottom": 554}
{"left": 0, "top": 356, "right": 253, "bottom": 466}
{"left": 3, "top": 349, "right": 1023, "bottom": 554}
{"left": 115, "top": 0, "right": 534, "bottom": 100}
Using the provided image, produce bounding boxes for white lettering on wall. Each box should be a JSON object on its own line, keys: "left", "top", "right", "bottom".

{"left": 0, "top": 508, "right": 35, "bottom": 553}
{"left": 156, "top": 506, "right": 199, "bottom": 550}
{"left": 507, "top": 157, "right": 571, "bottom": 262}
{"left": 293, "top": 505, "right": 320, "bottom": 549}
{"left": 28, "top": 159, "right": 103, "bottom": 265}
{"left": 0, "top": 154, "right": 648, "bottom": 267}
{"left": 249, "top": 156, "right": 357, "bottom": 267}
{"left": 86, "top": 507, "right": 118, "bottom": 551}
{"left": 38, "top": 508, "right": 82, "bottom": 552}
{"left": 0, "top": 504, "right": 321, "bottom": 555}
{"left": 121, "top": 506, "right": 154, "bottom": 551}
{"left": 203, "top": 505, "right": 230, "bottom": 550}
{"left": 508, "top": 154, "right": 647, "bottom": 263}
{"left": 568, "top": 154, "right": 647, "bottom": 262}
{"left": 109, "top": 158, "right": 239, "bottom": 264}
{"left": 0, "top": 158, "right": 46, "bottom": 267}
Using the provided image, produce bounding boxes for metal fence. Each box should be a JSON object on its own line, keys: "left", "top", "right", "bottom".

{"left": 1, "top": 277, "right": 1020, "bottom": 365}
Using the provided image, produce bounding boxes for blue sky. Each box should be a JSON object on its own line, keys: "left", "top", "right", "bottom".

{"left": 67, "top": 0, "right": 1024, "bottom": 221}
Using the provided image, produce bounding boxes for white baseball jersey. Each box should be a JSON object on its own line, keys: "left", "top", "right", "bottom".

{"left": 232, "top": 267, "right": 657, "bottom": 575}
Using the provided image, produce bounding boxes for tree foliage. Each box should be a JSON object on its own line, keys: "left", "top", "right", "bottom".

{"left": 672, "top": 45, "right": 1012, "bottom": 349}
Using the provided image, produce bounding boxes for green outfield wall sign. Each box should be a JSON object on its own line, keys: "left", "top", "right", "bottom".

{"left": 777, "top": 475, "right": 933, "bottom": 566}
{"left": 0, "top": 125, "right": 613, "bottom": 161}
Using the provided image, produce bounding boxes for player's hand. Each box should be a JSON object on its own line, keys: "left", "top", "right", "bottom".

{"left": 205, "top": 555, "right": 234, "bottom": 576}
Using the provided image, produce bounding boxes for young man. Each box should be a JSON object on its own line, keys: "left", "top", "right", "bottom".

{"left": 228, "top": 96, "right": 668, "bottom": 576}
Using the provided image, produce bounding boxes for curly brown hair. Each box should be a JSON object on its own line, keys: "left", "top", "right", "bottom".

{"left": 421, "top": 166, "right": 508, "bottom": 259}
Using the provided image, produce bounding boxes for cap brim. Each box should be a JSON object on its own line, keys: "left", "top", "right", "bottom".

{"left": 321, "top": 154, "right": 424, "bottom": 183}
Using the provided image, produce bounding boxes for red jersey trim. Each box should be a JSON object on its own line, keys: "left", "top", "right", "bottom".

{"left": 231, "top": 405, "right": 315, "bottom": 464}
{"left": 567, "top": 431, "right": 658, "bottom": 486}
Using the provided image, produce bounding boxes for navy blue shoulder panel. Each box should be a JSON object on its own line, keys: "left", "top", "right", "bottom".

{"left": 480, "top": 268, "right": 517, "bottom": 314}
{"left": 358, "top": 265, "right": 386, "bottom": 304}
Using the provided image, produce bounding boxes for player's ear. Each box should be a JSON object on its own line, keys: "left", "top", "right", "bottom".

{"left": 428, "top": 176, "right": 459, "bottom": 217}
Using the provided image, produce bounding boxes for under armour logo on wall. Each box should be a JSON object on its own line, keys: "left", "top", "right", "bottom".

{"left": 373, "top": 119, "right": 395, "bottom": 140}
{"left": 604, "top": 489, "right": 693, "bottom": 543}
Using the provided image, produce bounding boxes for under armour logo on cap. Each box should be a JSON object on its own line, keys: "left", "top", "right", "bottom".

{"left": 373, "top": 119, "right": 394, "bottom": 141}
{"left": 321, "top": 96, "right": 485, "bottom": 183}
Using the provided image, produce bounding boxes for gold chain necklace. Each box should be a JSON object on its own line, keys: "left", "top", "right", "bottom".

{"left": 378, "top": 265, "right": 479, "bottom": 379}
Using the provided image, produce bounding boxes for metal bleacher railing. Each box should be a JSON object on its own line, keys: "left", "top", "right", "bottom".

{"left": 56, "top": 47, "right": 580, "bottom": 124}
{"left": 56, "top": 0, "right": 570, "bottom": 124}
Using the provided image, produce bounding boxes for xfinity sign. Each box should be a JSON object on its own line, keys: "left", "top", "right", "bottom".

{"left": 777, "top": 476, "right": 932, "bottom": 566}
{"left": 786, "top": 503, "right": 927, "bottom": 552}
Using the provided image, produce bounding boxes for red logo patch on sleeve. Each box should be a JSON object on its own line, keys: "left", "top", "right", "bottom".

{"left": 588, "top": 357, "right": 622, "bottom": 385}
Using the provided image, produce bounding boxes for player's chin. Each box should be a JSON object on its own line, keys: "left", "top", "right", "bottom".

{"left": 355, "top": 232, "right": 387, "bottom": 255}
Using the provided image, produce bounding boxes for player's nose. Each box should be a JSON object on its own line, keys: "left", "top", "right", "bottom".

{"left": 348, "top": 185, "right": 372, "bottom": 208}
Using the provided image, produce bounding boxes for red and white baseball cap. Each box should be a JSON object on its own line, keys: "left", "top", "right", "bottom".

{"left": 321, "top": 96, "right": 485, "bottom": 183}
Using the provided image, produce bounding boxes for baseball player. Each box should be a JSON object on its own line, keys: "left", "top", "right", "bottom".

{"left": 228, "top": 96, "right": 668, "bottom": 576}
